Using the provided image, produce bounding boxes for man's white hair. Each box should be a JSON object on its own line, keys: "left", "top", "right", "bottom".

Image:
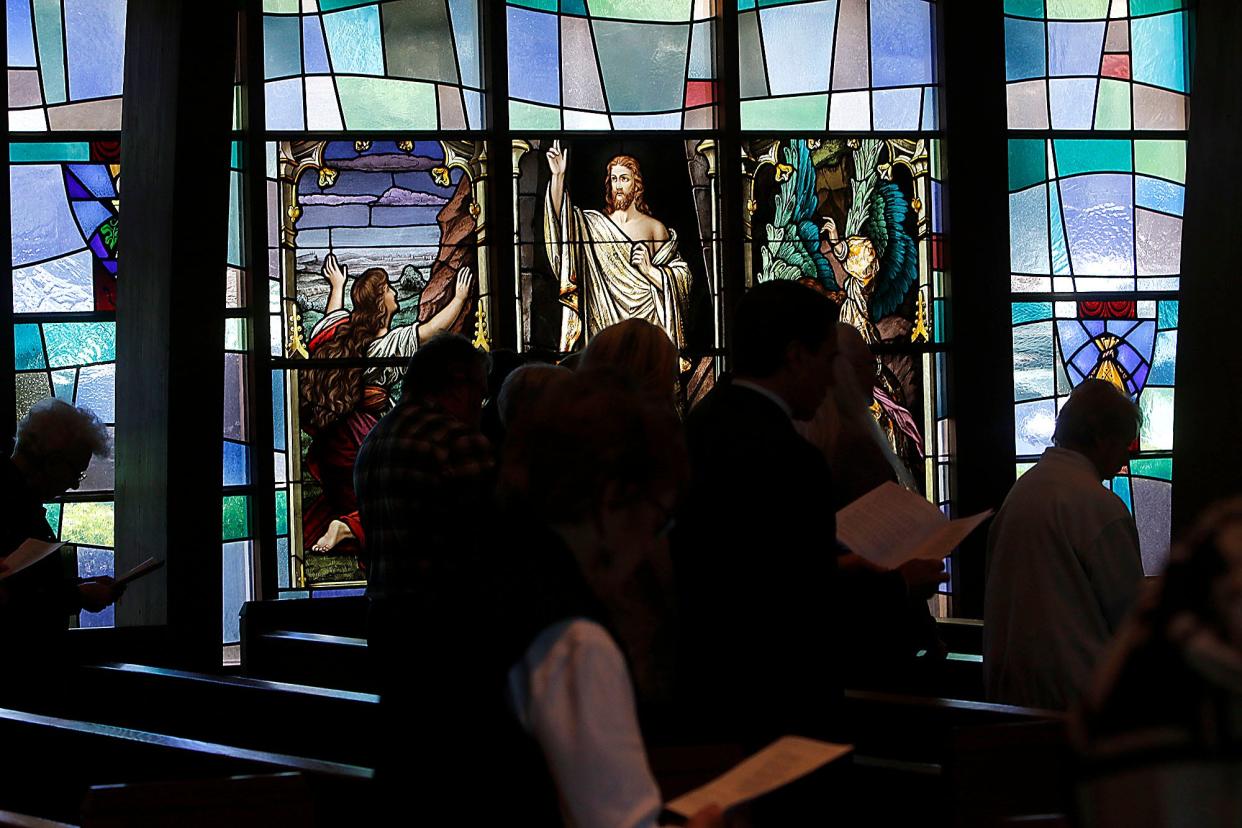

{"left": 14, "top": 398, "right": 112, "bottom": 459}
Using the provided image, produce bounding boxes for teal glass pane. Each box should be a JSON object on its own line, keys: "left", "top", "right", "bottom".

{"left": 42, "top": 322, "right": 116, "bottom": 368}
{"left": 13, "top": 325, "right": 45, "bottom": 370}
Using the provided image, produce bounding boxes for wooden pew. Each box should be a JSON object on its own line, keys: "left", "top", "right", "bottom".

{"left": 80, "top": 773, "right": 313, "bottom": 827}
{"left": 56, "top": 663, "right": 380, "bottom": 766}
{"left": 240, "top": 598, "right": 372, "bottom": 690}
{"left": 0, "top": 708, "right": 371, "bottom": 825}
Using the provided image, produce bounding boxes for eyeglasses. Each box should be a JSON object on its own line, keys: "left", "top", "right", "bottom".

{"left": 644, "top": 494, "right": 677, "bottom": 539}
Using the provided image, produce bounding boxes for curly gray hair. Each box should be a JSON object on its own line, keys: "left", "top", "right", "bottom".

{"left": 14, "top": 398, "right": 112, "bottom": 460}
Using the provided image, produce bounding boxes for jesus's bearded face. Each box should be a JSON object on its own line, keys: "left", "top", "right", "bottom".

{"left": 609, "top": 165, "right": 636, "bottom": 211}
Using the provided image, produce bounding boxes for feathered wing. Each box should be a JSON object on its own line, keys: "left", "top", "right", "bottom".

{"left": 759, "top": 140, "right": 838, "bottom": 289}
{"left": 864, "top": 181, "right": 919, "bottom": 321}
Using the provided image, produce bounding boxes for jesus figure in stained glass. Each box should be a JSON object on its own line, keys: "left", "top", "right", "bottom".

{"left": 544, "top": 141, "right": 692, "bottom": 353}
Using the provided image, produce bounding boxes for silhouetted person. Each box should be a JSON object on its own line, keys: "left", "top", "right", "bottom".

{"left": 1075, "top": 496, "right": 1242, "bottom": 827}
{"left": 985, "top": 379, "right": 1145, "bottom": 709}
{"left": 355, "top": 334, "right": 495, "bottom": 815}
{"left": 674, "top": 281, "right": 844, "bottom": 745}
{"left": 582, "top": 318, "right": 681, "bottom": 412}
{"left": 479, "top": 347, "right": 527, "bottom": 450}
{"left": 1, "top": 399, "right": 124, "bottom": 701}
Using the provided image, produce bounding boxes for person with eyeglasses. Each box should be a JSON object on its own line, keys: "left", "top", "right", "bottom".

{"left": 2, "top": 398, "right": 125, "bottom": 701}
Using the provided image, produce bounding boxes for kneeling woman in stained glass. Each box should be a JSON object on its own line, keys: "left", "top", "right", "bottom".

{"left": 298, "top": 252, "right": 474, "bottom": 559}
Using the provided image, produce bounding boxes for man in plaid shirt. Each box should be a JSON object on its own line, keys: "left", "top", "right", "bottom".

{"left": 356, "top": 333, "right": 494, "bottom": 605}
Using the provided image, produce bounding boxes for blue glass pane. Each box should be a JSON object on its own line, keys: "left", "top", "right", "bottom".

{"left": 7, "top": 0, "right": 37, "bottom": 67}
{"left": 1131, "top": 12, "right": 1188, "bottom": 93}
{"left": 869, "top": 0, "right": 933, "bottom": 88}
{"left": 760, "top": 1, "right": 835, "bottom": 95}
{"left": 1009, "top": 185, "right": 1050, "bottom": 274}
{"left": 1135, "top": 176, "right": 1184, "bottom": 216}
{"left": 11, "top": 165, "right": 85, "bottom": 266}
{"left": 63, "top": 0, "right": 127, "bottom": 101}
{"left": 1060, "top": 174, "right": 1134, "bottom": 276}
{"left": 1047, "top": 21, "right": 1105, "bottom": 77}
{"left": 223, "top": 440, "right": 250, "bottom": 486}
{"left": 302, "top": 15, "right": 330, "bottom": 75}
{"left": 507, "top": 7, "right": 559, "bottom": 105}
{"left": 322, "top": 6, "right": 384, "bottom": 76}
{"left": 222, "top": 541, "right": 251, "bottom": 644}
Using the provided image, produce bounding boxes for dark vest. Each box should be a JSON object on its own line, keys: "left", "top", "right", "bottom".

{"left": 369, "top": 516, "right": 611, "bottom": 823}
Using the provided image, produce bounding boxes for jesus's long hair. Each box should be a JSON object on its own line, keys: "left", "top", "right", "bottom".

{"left": 299, "top": 268, "right": 392, "bottom": 431}
{"left": 603, "top": 155, "right": 650, "bottom": 215}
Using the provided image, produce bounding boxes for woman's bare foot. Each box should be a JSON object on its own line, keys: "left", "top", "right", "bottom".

{"left": 311, "top": 519, "right": 354, "bottom": 554}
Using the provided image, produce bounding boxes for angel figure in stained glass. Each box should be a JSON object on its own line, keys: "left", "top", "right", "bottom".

{"left": 759, "top": 138, "right": 924, "bottom": 461}
{"left": 544, "top": 141, "right": 693, "bottom": 353}
{"left": 298, "top": 254, "right": 474, "bottom": 558}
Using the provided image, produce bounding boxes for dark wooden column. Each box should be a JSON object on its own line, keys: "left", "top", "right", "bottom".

{"left": 940, "top": 0, "right": 1013, "bottom": 618}
{"left": 114, "top": 0, "right": 236, "bottom": 669}
{"left": 1172, "top": 2, "right": 1242, "bottom": 532}
{"left": 483, "top": 0, "right": 517, "bottom": 351}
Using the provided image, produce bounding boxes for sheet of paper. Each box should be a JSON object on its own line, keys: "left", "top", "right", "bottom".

{"left": 665, "top": 736, "right": 853, "bottom": 817}
{"left": 114, "top": 557, "right": 165, "bottom": 587}
{"left": 0, "top": 538, "right": 65, "bottom": 580}
{"left": 835, "top": 482, "right": 948, "bottom": 569}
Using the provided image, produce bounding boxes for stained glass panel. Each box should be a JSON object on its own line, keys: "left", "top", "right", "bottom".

{"left": 739, "top": 0, "right": 938, "bottom": 131}
{"left": 1005, "top": 0, "right": 1190, "bottom": 130}
{"left": 262, "top": 0, "right": 484, "bottom": 130}
{"left": 6, "top": 0, "right": 128, "bottom": 131}
{"left": 10, "top": 142, "right": 122, "bottom": 313}
{"left": 507, "top": 1, "right": 718, "bottom": 130}
{"left": 269, "top": 139, "right": 485, "bottom": 588}
{"left": 1008, "top": 138, "right": 1184, "bottom": 293}
{"left": 745, "top": 136, "right": 949, "bottom": 512}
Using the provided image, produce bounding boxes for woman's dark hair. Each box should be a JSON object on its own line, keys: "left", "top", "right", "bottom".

{"left": 500, "top": 368, "right": 688, "bottom": 525}
{"left": 300, "top": 268, "right": 391, "bottom": 431}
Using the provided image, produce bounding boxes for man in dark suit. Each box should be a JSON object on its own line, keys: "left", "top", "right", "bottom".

{"left": 674, "top": 281, "right": 844, "bottom": 745}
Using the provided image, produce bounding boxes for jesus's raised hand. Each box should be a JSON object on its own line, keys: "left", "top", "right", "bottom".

{"left": 546, "top": 139, "right": 569, "bottom": 176}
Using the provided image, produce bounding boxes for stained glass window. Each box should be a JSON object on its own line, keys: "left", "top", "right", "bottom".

{"left": 745, "top": 136, "right": 952, "bottom": 610}
{"left": 1006, "top": 6, "right": 1188, "bottom": 573}
{"left": 10, "top": 137, "right": 121, "bottom": 628}
{"left": 6, "top": 0, "right": 128, "bottom": 131}
{"left": 268, "top": 139, "right": 486, "bottom": 588}
{"left": 506, "top": 1, "right": 718, "bottom": 130}
{"left": 261, "top": 0, "right": 484, "bottom": 130}
{"left": 738, "top": 0, "right": 938, "bottom": 131}
{"left": 1005, "top": 0, "right": 1190, "bottom": 130}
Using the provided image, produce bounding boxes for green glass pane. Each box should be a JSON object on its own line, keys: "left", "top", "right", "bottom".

{"left": 224, "top": 319, "right": 247, "bottom": 352}
{"left": 382, "top": 1, "right": 459, "bottom": 85}
{"left": 1046, "top": 0, "right": 1108, "bottom": 18}
{"left": 223, "top": 494, "right": 252, "bottom": 542}
{"left": 335, "top": 77, "right": 437, "bottom": 129}
{"left": 588, "top": 0, "right": 692, "bottom": 21}
{"left": 1130, "top": 457, "right": 1172, "bottom": 480}
{"left": 15, "top": 373, "right": 51, "bottom": 420}
{"left": 509, "top": 100, "right": 560, "bottom": 129}
{"left": 14, "top": 325, "right": 46, "bottom": 370}
{"left": 1094, "top": 79, "right": 1131, "bottom": 130}
{"left": 43, "top": 502, "right": 63, "bottom": 535}
{"left": 1052, "top": 139, "right": 1132, "bottom": 178}
{"left": 42, "top": 322, "right": 116, "bottom": 368}
{"left": 61, "top": 501, "right": 114, "bottom": 547}
{"left": 275, "top": 490, "right": 289, "bottom": 535}
{"left": 9, "top": 142, "right": 90, "bottom": 162}
{"left": 1158, "top": 300, "right": 1178, "bottom": 329}
{"left": 507, "top": 0, "right": 558, "bottom": 9}
{"left": 1012, "top": 302, "right": 1053, "bottom": 324}
{"left": 594, "top": 20, "right": 689, "bottom": 112}
{"left": 1130, "top": 0, "right": 1185, "bottom": 14}
{"left": 740, "top": 95, "right": 828, "bottom": 130}
{"left": 1134, "top": 140, "right": 1186, "bottom": 184}
{"left": 1139, "top": 387, "right": 1175, "bottom": 451}
{"left": 1004, "top": 0, "right": 1045, "bottom": 17}
{"left": 1008, "top": 139, "right": 1047, "bottom": 191}
{"left": 262, "top": 0, "right": 299, "bottom": 11}
{"left": 227, "top": 170, "right": 244, "bottom": 268}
